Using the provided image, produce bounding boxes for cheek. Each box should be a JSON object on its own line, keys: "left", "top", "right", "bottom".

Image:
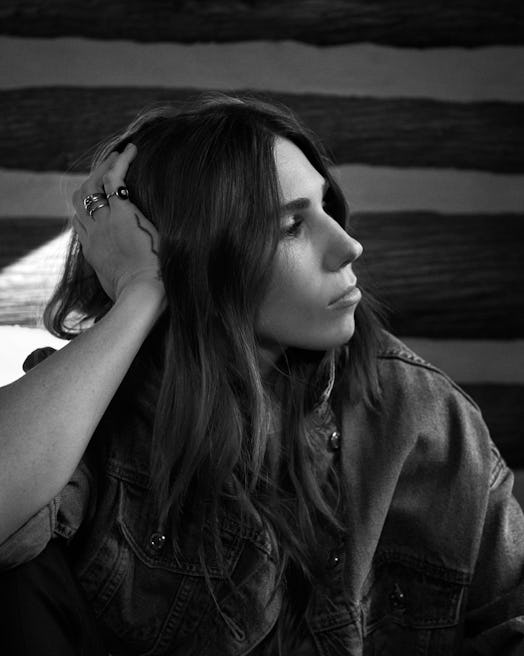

{"left": 256, "top": 285, "right": 356, "bottom": 350}
{"left": 255, "top": 255, "right": 357, "bottom": 350}
{"left": 255, "top": 258, "right": 328, "bottom": 348}
{"left": 256, "top": 259, "right": 313, "bottom": 329}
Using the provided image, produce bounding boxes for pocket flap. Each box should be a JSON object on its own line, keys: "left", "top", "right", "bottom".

{"left": 363, "top": 553, "right": 467, "bottom": 630}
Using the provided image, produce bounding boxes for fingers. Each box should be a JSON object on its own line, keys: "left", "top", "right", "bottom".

{"left": 103, "top": 144, "right": 137, "bottom": 195}
{"left": 82, "top": 152, "right": 119, "bottom": 194}
{"left": 73, "top": 154, "right": 117, "bottom": 220}
{"left": 72, "top": 145, "right": 136, "bottom": 223}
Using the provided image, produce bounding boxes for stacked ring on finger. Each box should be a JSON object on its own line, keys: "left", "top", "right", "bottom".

{"left": 83, "top": 192, "right": 109, "bottom": 217}
{"left": 88, "top": 200, "right": 110, "bottom": 217}
{"left": 107, "top": 186, "right": 130, "bottom": 201}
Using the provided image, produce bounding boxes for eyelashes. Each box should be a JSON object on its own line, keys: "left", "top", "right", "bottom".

{"left": 281, "top": 217, "right": 303, "bottom": 238}
{"left": 279, "top": 188, "right": 345, "bottom": 239}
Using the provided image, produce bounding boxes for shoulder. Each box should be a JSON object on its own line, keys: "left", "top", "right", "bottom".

{"left": 365, "top": 331, "right": 494, "bottom": 475}
{"left": 339, "top": 331, "right": 493, "bottom": 473}
{"left": 375, "top": 330, "right": 481, "bottom": 414}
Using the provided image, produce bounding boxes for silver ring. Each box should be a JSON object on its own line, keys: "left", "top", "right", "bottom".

{"left": 88, "top": 199, "right": 110, "bottom": 217}
{"left": 107, "top": 186, "right": 130, "bottom": 201}
{"left": 83, "top": 192, "right": 108, "bottom": 215}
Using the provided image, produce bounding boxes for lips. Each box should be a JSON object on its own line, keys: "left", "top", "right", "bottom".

{"left": 329, "top": 282, "right": 358, "bottom": 307}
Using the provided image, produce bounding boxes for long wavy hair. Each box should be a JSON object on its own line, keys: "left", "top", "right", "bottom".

{"left": 45, "top": 93, "right": 384, "bottom": 651}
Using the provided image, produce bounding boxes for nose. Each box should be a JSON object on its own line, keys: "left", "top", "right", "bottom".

{"left": 323, "top": 219, "right": 363, "bottom": 272}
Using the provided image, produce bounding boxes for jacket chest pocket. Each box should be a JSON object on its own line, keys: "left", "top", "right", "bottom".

{"left": 77, "top": 472, "right": 245, "bottom": 655}
{"left": 361, "top": 556, "right": 467, "bottom": 656}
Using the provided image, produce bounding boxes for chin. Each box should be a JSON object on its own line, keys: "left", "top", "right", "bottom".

{"left": 297, "top": 323, "right": 356, "bottom": 351}
{"left": 327, "top": 317, "right": 356, "bottom": 347}
{"left": 324, "top": 332, "right": 355, "bottom": 350}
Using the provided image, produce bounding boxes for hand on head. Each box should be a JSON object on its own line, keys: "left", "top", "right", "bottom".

{"left": 72, "top": 144, "right": 164, "bottom": 303}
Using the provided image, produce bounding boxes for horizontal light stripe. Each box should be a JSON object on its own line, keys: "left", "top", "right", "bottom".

{"left": 335, "top": 167, "right": 524, "bottom": 213}
{"left": 2, "top": 167, "right": 524, "bottom": 216}
{"left": 0, "top": 171, "right": 78, "bottom": 218}
{"left": 402, "top": 338, "right": 524, "bottom": 384}
{"left": 1, "top": 37, "right": 523, "bottom": 102}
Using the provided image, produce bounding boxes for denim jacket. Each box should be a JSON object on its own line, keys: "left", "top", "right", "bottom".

{"left": 1, "top": 332, "right": 524, "bottom": 655}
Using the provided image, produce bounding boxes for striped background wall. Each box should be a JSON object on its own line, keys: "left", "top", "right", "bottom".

{"left": 0, "top": 3, "right": 523, "bottom": 488}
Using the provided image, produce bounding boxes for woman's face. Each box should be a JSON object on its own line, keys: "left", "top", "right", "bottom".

{"left": 256, "top": 137, "right": 363, "bottom": 368}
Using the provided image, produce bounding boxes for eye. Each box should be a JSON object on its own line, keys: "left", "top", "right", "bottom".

{"left": 280, "top": 216, "right": 303, "bottom": 238}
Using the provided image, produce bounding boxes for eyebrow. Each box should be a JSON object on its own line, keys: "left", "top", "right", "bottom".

{"left": 280, "top": 179, "right": 329, "bottom": 216}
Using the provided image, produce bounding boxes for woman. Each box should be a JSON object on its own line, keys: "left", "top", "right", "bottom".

{"left": 0, "top": 94, "right": 523, "bottom": 655}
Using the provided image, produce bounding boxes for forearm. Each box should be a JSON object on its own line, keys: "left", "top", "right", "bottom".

{"left": 0, "top": 282, "right": 165, "bottom": 542}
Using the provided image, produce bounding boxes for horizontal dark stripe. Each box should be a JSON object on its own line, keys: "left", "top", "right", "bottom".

{"left": 1, "top": 1, "right": 523, "bottom": 46}
{"left": 0, "top": 88, "right": 523, "bottom": 173}
{"left": 462, "top": 384, "right": 524, "bottom": 469}
{"left": 1, "top": 213, "right": 523, "bottom": 338}
{"left": 352, "top": 212, "right": 524, "bottom": 339}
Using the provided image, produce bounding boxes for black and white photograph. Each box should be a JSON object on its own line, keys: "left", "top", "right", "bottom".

{"left": 0, "top": 2, "right": 523, "bottom": 654}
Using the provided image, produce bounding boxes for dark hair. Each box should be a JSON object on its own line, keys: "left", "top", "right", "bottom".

{"left": 45, "top": 93, "right": 384, "bottom": 651}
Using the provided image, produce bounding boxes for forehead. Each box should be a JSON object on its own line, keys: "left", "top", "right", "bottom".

{"left": 273, "top": 137, "right": 324, "bottom": 201}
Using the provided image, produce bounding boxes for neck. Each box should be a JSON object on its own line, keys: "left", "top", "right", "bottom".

{"left": 257, "top": 342, "right": 285, "bottom": 379}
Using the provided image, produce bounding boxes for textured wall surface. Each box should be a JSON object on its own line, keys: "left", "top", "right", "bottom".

{"left": 0, "top": 3, "right": 522, "bottom": 486}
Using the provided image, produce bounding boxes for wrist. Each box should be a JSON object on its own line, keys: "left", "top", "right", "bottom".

{"left": 114, "top": 277, "right": 166, "bottom": 318}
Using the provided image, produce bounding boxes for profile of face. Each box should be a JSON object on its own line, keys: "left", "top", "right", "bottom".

{"left": 256, "top": 137, "right": 363, "bottom": 366}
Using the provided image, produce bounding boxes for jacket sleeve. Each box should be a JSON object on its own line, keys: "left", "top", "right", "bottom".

{"left": 0, "top": 347, "right": 95, "bottom": 570}
{"left": 463, "top": 443, "right": 524, "bottom": 655}
{"left": 0, "top": 459, "right": 94, "bottom": 570}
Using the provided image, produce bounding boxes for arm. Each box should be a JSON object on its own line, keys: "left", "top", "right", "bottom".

{"left": 0, "top": 145, "right": 165, "bottom": 543}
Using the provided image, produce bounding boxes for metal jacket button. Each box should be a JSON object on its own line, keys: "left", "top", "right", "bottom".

{"left": 328, "top": 430, "right": 341, "bottom": 451}
{"left": 150, "top": 532, "right": 166, "bottom": 552}
{"left": 327, "top": 550, "right": 343, "bottom": 568}
{"left": 389, "top": 582, "right": 407, "bottom": 611}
